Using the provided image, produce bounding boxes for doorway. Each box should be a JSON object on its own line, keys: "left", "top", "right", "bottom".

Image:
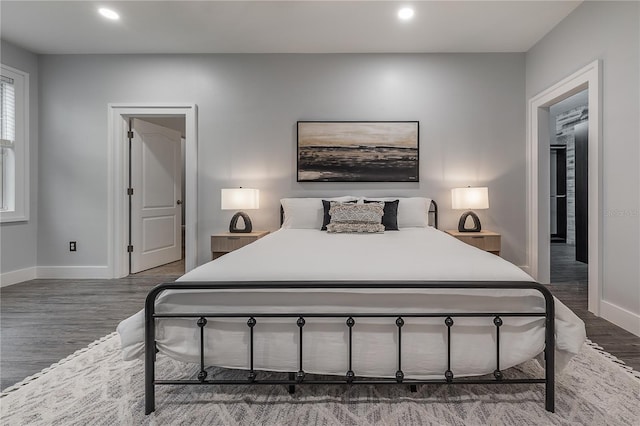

{"left": 526, "top": 60, "right": 601, "bottom": 315}
{"left": 128, "top": 117, "right": 185, "bottom": 275}
{"left": 549, "top": 90, "right": 589, "bottom": 284}
{"left": 107, "top": 104, "right": 198, "bottom": 279}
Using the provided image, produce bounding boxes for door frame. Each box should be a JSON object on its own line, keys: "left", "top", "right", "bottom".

{"left": 526, "top": 60, "right": 601, "bottom": 315}
{"left": 107, "top": 104, "right": 198, "bottom": 278}
{"left": 129, "top": 118, "right": 183, "bottom": 274}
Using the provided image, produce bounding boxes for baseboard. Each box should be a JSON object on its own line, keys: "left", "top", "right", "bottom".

{"left": 36, "top": 266, "right": 111, "bottom": 279}
{"left": 0, "top": 267, "right": 37, "bottom": 287}
{"left": 600, "top": 300, "right": 640, "bottom": 337}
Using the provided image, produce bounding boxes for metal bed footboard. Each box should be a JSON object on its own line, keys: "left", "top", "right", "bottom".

{"left": 144, "top": 281, "right": 555, "bottom": 414}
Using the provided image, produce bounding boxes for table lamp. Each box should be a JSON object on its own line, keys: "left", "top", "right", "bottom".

{"left": 451, "top": 187, "right": 489, "bottom": 232}
{"left": 221, "top": 188, "right": 259, "bottom": 233}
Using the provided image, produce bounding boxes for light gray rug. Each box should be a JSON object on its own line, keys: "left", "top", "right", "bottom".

{"left": 1, "top": 333, "right": 639, "bottom": 425}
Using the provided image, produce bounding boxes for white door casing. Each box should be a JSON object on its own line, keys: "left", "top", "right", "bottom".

{"left": 130, "top": 118, "right": 182, "bottom": 273}
{"left": 107, "top": 104, "right": 197, "bottom": 279}
{"left": 526, "top": 60, "right": 601, "bottom": 315}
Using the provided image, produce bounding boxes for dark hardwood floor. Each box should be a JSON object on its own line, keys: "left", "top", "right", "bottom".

{"left": 550, "top": 242, "right": 588, "bottom": 284}
{"left": 549, "top": 242, "right": 639, "bottom": 371}
{"left": 1, "top": 253, "right": 639, "bottom": 391}
{"left": 0, "top": 262, "right": 182, "bottom": 390}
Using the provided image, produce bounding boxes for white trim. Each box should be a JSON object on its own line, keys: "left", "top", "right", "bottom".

{"left": 0, "top": 64, "right": 29, "bottom": 223}
{"left": 526, "top": 60, "right": 602, "bottom": 316}
{"left": 107, "top": 104, "right": 198, "bottom": 278}
{"left": 0, "top": 266, "right": 37, "bottom": 287}
{"left": 600, "top": 301, "right": 640, "bottom": 338}
{"left": 36, "top": 266, "right": 111, "bottom": 280}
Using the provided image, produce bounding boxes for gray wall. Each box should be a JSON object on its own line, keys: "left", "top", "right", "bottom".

{"left": 0, "top": 40, "right": 38, "bottom": 275}
{"left": 526, "top": 1, "right": 640, "bottom": 315}
{"left": 37, "top": 53, "right": 526, "bottom": 268}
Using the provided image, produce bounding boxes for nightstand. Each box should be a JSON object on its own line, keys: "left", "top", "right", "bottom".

{"left": 445, "top": 230, "right": 501, "bottom": 256}
{"left": 211, "top": 231, "right": 269, "bottom": 260}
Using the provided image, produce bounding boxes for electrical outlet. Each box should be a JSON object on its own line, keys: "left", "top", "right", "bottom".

{"left": 70, "top": 241, "right": 77, "bottom": 252}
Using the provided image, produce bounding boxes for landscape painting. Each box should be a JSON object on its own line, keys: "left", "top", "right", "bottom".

{"left": 297, "top": 121, "right": 419, "bottom": 182}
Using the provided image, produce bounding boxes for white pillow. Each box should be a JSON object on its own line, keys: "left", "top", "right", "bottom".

{"left": 363, "top": 197, "right": 432, "bottom": 228}
{"left": 281, "top": 197, "right": 357, "bottom": 229}
{"left": 398, "top": 197, "right": 432, "bottom": 228}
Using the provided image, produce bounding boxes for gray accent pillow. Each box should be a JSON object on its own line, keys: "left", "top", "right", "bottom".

{"left": 326, "top": 202, "right": 385, "bottom": 233}
{"left": 321, "top": 199, "right": 356, "bottom": 230}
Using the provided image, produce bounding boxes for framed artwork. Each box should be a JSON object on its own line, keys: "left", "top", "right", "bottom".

{"left": 297, "top": 121, "right": 419, "bottom": 182}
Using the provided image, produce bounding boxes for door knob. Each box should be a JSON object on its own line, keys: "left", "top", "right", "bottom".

{"left": 177, "top": 200, "right": 182, "bottom": 205}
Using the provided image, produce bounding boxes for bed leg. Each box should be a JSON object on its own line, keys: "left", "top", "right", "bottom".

{"left": 543, "top": 286, "right": 555, "bottom": 413}
{"left": 145, "top": 341, "right": 156, "bottom": 414}
{"left": 144, "top": 321, "right": 155, "bottom": 414}
{"left": 145, "top": 344, "right": 156, "bottom": 414}
{"left": 409, "top": 385, "right": 418, "bottom": 393}
{"left": 288, "top": 372, "right": 296, "bottom": 394}
{"left": 145, "top": 385, "right": 155, "bottom": 414}
{"left": 545, "top": 346, "right": 555, "bottom": 412}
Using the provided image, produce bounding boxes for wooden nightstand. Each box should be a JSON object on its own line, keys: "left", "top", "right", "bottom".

{"left": 445, "top": 230, "right": 501, "bottom": 256}
{"left": 211, "top": 231, "right": 269, "bottom": 260}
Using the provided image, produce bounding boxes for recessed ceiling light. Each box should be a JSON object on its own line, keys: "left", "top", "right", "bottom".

{"left": 98, "top": 7, "right": 120, "bottom": 21}
{"left": 398, "top": 7, "right": 414, "bottom": 21}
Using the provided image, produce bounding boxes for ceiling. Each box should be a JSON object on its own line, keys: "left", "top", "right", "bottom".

{"left": 1, "top": 1, "right": 582, "bottom": 55}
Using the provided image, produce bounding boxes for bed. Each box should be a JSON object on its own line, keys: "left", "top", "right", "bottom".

{"left": 117, "top": 197, "right": 586, "bottom": 414}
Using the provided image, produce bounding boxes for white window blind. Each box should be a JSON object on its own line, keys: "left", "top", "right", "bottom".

{"left": 0, "top": 64, "right": 28, "bottom": 221}
{"left": 1, "top": 75, "right": 16, "bottom": 144}
{"left": 0, "top": 75, "right": 16, "bottom": 210}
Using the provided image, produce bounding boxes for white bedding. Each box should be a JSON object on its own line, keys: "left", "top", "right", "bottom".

{"left": 117, "top": 228, "right": 586, "bottom": 379}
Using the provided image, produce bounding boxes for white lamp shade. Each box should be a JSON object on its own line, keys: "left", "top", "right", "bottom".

{"left": 221, "top": 188, "right": 259, "bottom": 210}
{"left": 451, "top": 187, "right": 489, "bottom": 210}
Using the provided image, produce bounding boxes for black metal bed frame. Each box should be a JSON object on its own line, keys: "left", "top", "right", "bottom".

{"left": 144, "top": 200, "right": 555, "bottom": 414}
{"left": 145, "top": 281, "right": 555, "bottom": 414}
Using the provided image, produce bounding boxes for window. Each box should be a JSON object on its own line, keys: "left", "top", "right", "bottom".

{"left": 0, "top": 64, "right": 29, "bottom": 222}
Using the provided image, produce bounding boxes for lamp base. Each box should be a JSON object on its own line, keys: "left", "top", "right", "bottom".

{"left": 458, "top": 211, "right": 481, "bottom": 232}
{"left": 229, "top": 211, "right": 253, "bottom": 233}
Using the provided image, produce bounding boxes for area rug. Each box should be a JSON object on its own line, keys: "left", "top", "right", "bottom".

{"left": 1, "top": 333, "right": 638, "bottom": 425}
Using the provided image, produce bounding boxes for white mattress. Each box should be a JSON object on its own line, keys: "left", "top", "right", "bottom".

{"left": 117, "top": 228, "right": 586, "bottom": 379}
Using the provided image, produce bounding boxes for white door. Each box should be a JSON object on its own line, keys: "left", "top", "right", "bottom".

{"left": 130, "top": 118, "right": 182, "bottom": 273}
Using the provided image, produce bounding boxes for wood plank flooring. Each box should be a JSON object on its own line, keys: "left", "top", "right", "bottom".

{"left": 550, "top": 243, "right": 640, "bottom": 372}
{"left": 2, "top": 253, "right": 639, "bottom": 391}
{"left": 0, "top": 274, "right": 178, "bottom": 390}
{"left": 550, "top": 242, "right": 588, "bottom": 284}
